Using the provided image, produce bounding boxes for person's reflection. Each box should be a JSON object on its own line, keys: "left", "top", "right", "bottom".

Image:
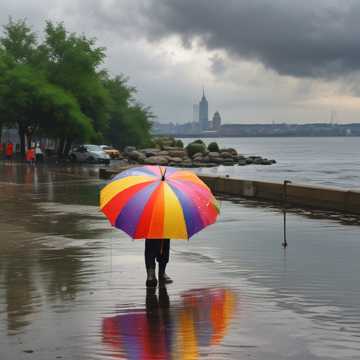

{"left": 145, "top": 286, "right": 172, "bottom": 358}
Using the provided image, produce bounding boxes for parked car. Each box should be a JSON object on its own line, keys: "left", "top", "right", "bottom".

{"left": 69, "top": 144, "right": 110, "bottom": 164}
{"left": 100, "top": 145, "right": 121, "bottom": 159}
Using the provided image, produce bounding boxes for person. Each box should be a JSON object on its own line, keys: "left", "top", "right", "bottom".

{"left": 5, "top": 142, "right": 14, "bottom": 161}
{"left": 145, "top": 238, "right": 173, "bottom": 287}
{"left": 26, "top": 147, "right": 35, "bottom": 164}
{"left": 35, "top": 143, "right": 43, "bottom": 163}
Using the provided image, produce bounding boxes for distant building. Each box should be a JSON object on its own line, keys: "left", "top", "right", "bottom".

{"left": 193, "top": 104, "right": 199, "bottom": 123}
{"left": 199, "top": 89, "right": 209, "bottom": 131}
{"left": 212, "top": 111, "right": 222, "bottom": 130}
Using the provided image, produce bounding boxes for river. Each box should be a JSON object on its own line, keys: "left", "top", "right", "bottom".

{"left": 0, "top": 161, "right": 360, "bottom": 359}
{"left": 179, "top": 137, "right": 360, "bottom": 190}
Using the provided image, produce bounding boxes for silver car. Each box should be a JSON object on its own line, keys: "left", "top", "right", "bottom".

{"left": 69, "top": 144, "right": 110, "bottom": 164}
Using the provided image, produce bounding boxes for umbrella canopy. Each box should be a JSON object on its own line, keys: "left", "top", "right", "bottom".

{"left": 100, "top": 165, "right": 219, "bottom": 239}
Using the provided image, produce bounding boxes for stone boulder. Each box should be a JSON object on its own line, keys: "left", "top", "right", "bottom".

{"left": 168, "top": 149, "right": 186, "bottom": 158}
{"left": 220, "top": 148, "right": 238, "bottom": 156}
{"left": 144, "top": 156, "right": 169, "bottom": 165}
{"left": 222, "top": 159, "right": 235, "bottom": 166}
{"left": 141, "top": 148, "right": 161, "bottom": 157}
{"left": 124, "top": 146, "right": 136, "bottom": 154}
{"left": 128, "top": 150, "right": 146, "bottom": 163}
{"left": 162, "top": 146, "right": 183, "bottom": 151}
{"left": 169, "top": 157, "right": 183, "bottom": 163}
{"left": 211, "top": 157, "right": 224, "bottom": 164}
{"left": 208, "top": 152, "right": 220, "bottom": 158}
{"left": 192, "top": 152, "right": 204, "bottom": 160}
{"left": 158, "top": 150, "right": 170, "bottom": 156}
{"left": 219, "top": 151, "right": 233, "bottom": 159}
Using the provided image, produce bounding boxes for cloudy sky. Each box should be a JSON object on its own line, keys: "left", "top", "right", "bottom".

{"left": 2, "top": 0, "right": 360, "bottom": 124}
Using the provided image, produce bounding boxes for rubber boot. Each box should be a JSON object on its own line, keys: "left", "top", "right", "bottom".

{"left": 158, "top": 263, "right": 173, "bottom": 285}
{"left": 146, "top": 268, "right": 157, "bottom": 287}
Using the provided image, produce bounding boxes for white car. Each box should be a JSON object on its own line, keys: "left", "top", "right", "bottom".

{"left": 69, "top": 144, "right": 110, "bottom": 164}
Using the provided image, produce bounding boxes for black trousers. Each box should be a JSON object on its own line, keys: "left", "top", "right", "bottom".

{"left": 145, "top": 239, "right": 170, "bottom": 269}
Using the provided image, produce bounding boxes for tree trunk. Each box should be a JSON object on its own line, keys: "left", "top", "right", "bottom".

{"left": 57, "top": 138, "right": 65, "bottom": 158}
{"left": 63, "top": 138, "right": 73, "bottom": 156}
{"left": 18, "top": 126, "right": 26, "bottom": 157}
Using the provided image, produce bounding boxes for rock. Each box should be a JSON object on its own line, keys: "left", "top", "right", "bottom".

{"left": 192, "top": 152, "right": 204, "bottom": 160}
{"left": 253, "top": 157, "right": 264, "bottom": 164}
{"left": 220, "top": 148, "right": 238, "bottom": 156}
{"left": 128, "top": 150, "right": 146, "bottom": 163}
{"left": 141, "top": 148, "right": 160, "bottom": 157}
{"left": 222, "top": 159, "right": 235, "bottom": 166}
{"left": 182, "top": 157, "right": 192, "bottom": 163}
{"left": 168, "top": 149, "right": 186, "bottom": 158}
{"left": 220, "top": 151, "right": 233, "bottom": 159}
{"left": 208, "top": 151, "right": 220, "bottom": 158}
{"left": 169, "top": 157, "right": 183, "bottom": 163}
{"left": 212, "top": 157, "right": 224, "bottom": 164}
{"left": 144, "top": 156, "right": 169, "bottom": 165}
{"left": 162, "top": 146, "right": 182, "bottom": 151}
{"left": 124, "top": 146, "right": 136, "bottom": 154}
{"left": 158, "top": 150, "right": 170, "bottom": 156}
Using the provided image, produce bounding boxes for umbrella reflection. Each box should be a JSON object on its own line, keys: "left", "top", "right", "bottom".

{"left": 102, "top": 287, "right": 237, "bottom": 359}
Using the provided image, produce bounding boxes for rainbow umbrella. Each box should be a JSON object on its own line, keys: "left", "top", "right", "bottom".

{"left": 100, "top": 166, "right": 219, "bottom": 239}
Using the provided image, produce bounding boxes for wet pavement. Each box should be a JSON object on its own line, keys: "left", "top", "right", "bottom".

{"left": 1, "top": 162, "right": 360, "bottom": 359}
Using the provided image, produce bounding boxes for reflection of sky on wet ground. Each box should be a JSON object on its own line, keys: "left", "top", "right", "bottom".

{"left": 1, "top": 163, "right": 360, "bottom": 359}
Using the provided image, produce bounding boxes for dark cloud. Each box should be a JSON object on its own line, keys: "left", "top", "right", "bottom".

{"left": 209, "top": 54, "right": 227, "bottom": 75}
{"left": 140, "top": 0, "right": 360, "bottom": 78}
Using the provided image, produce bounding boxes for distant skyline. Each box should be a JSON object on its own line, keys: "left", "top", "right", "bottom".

{"left": 2, "top": 1, "right": 360, "bottom": 124}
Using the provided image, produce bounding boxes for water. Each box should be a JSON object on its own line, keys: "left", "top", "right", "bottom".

{"left": 1, "top": 163, "right": 360, "bottom": 359}
{"left": 179, "top": 137, "right": 360, "bottom": 190}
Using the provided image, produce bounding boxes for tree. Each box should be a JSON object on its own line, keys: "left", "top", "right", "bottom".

{"left": 0, "top": 19, "right": 153, "bottom": 155}
{"left": 40, "top": 22, "right": 109, "bottom": 142}
{"left": 103, "top": 75, "right": 153, "bottom": 149}
{"left": 0, "top": 63, "right": 94, "bottom": 155}
{"left": 1, "top": 18, "right": 37, "bottom": 64}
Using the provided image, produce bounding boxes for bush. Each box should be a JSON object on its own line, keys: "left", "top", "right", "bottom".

{"left": 186, "top": 142, "right": 206, "bottom": 158}
{"left": 152, "top": 136, "right": 177, "bottom": 149}
{"left": 175, "top": 139, "right": 184, "bottom": 148}
{"left": 193, "top": 139, "right": 205, "bottom": 145}
{"left": 207, "top": 142, "right": 220, "bottom": 152}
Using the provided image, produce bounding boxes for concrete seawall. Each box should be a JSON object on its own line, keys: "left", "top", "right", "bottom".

{"left": 99, "top": 168, "right": 360, "bottom": 215}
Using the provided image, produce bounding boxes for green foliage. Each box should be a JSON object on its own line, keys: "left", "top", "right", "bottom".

{"left": 193, "top": 139, "right": 205, "bottom": 145}
{"left": 1, "top": 18, "right": 37, "bottom": 64}
{"left": 208, "top": 142, "right": 220, "bottom": 152}
{"left": 152, "top": 136, "right": 180, "bottom": 149}
{"left": 186, "top": 142, "right": 206, "bottom": 157}
{"left": 103, "top": 75, "right": 152, "bottom": 149}
{"left": 0, "top": 19, "right": 153, "bottom": 154}
{"left": 175, "top": 139, "right": 184, "bottom": 148}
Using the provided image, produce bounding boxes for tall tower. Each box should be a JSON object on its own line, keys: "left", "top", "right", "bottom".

{"left": 212, "top": 111, "right": 222, "bottom": 130}
{"left": 199, "top": 88, "right": 209, "bottom": 131}
{"left": 193, "top": 104, "right": 199, "bottom": 123}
